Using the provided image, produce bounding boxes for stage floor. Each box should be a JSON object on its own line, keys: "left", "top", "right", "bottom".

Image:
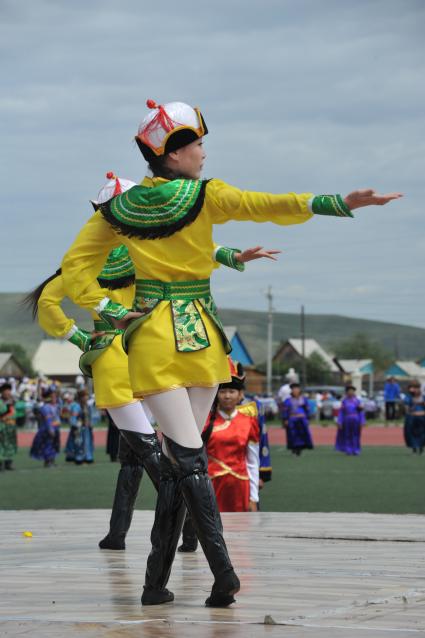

{"left": 0, "top": 510, "right": 424, "bottom": 637}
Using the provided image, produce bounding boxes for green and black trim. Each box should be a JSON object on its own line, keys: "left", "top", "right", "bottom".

{"left": 79, "top": 324, "right": 124, "bottom": 378}
{"left": 97, "top": 274, "right": 135, "bottom": 290}
{"left": 215, "top": 246, "right": 245, "bottom": 272}
{"left": 99, "top": 179, "right": 209, "bottom": 240}
{"left": 312, "top": 194, "right": 353, "bottom": 218}
{"left": 68, "top": 328, "right": 93, "bottom": 352}
{"left": 97, "top": 245, "right": 135, "bottom": 290}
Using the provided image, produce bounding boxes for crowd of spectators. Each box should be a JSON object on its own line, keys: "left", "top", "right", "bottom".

{"left": 0, "top": 375, "right": 102, "bottom": 429}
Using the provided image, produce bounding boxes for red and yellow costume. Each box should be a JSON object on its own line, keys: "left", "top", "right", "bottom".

{"left": 204, "top": 401, "right": 260, "bottom": 512}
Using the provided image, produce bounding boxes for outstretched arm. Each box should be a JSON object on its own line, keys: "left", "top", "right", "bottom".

{"left": 207, "top": 179, "right": 402, "bottom": 225}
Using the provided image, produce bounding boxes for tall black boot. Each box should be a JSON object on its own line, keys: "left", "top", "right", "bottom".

{"left": 141, "top": 454, "right": 187, "bottom": 605}
{"left": 119, "top": 430, "right": 161, "bottom": 490}
{"left": 99, "top": 436, "right": 144, "bottom": 550}
{"left": 178, "top": 513, "right": 198, "bottom": 552}
{"left": 166, "top": 438, "right": 240, "bottom": 608}
{"left": 99, "top": 431, "right": 161, "bottom": 549}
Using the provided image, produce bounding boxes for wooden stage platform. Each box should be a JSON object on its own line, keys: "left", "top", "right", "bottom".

{"left": 0, "top": 510, "right": 424, "bottom": 637}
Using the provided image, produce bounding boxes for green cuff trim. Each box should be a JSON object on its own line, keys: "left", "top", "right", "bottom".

{"left": 215, "top": 246, "right": 245, "bottom": 272}
{"left": 68, "top": 328, "right": 92, "bottom": 352}
{"left": 99, "top": 300, "right": 129, "bottom": 328}
{"left": 312, "top": 194, "right": 354, "bottom": 218}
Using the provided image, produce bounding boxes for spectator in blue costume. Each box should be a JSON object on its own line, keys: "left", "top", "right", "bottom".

{"left": 65, "top": 389, "right": 94, "bottom": 464}
{"left": 281, "top": 383, "right": 313, "bottom": 456}
{"left": 30, "top": 388, "right": 61, "bottom": 467}
{"left": 403, "top": 381, "right": 425, "bottom": 454}
{"left": 335, "top": 385, "right": 365, "bottom": 456}
{"left": 384, "top": 376, "right": 401, "bottom": 421}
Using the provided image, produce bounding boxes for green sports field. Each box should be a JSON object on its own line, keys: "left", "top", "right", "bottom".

{"left": 0, "top": 446, "right": 423, "bottom": 513}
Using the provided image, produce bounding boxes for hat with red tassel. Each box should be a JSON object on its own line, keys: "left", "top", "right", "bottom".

{"left": 135, "top": 99, "right": 208, "bottom": 162}
{"left": 91, "top": 172, "right": 137, "bottom": 208}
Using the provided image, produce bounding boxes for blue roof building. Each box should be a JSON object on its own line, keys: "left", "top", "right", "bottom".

{"left": 224, "top": 326, "right": 254, "bottom": 366}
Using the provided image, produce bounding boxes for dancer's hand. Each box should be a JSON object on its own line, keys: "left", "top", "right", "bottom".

{"left": 343, "top": 190, "right": 403, "bottom": 210}
{"left": 249, "top": 500, "right": 259, "bottom": 512}
{"left": 236, "top": 246, "right": 281, "bottom": 263}
{"left": 90, "top": 331, "right": 105, "bottom": 339}
{"left": 109, "top": 311, "right": 143, "bottom": 330}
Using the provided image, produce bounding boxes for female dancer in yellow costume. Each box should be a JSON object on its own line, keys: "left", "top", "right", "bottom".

{"left": 32, "top": 172, "right": 275, "bottom": 553}
{"left": 60, "top": 100, "right": 402, "bottom": 607}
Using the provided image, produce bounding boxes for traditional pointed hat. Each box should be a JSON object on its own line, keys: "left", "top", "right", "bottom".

{"left": 219, "top": 358, "right": 246, "bottom": 391}
{"left": 91, "top": 172, "right": 137, "bottom": 208}
{"left": 135, "top": 99, "right": 208, "bottom": 162}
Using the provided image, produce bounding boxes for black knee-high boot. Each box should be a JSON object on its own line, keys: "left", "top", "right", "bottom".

{"left": 99, "top": 432, "right": 161, "bottom": 550}
{"left": 141, "top": 453, "right": 187, "bottom": 605}
{"left": 178, "top": 513, "right": 198, "bottom": 552}
{"left": 166, "top": 438, "right": 239, "bottom": 607}
{"left": 119, "top": 430, "right": 161, "bottom": 491}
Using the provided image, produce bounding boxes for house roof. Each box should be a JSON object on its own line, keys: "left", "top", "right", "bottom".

{"left": 223, "top": 326, "right": 236, "bottom": 342}
{"left": 32, "top": 340, "right": 81, "bottom": 377}
{"left": 0, "top": 352, "right": 24, "bottom": 375}
{"left": 0, "top": 353, "right": 13, "bottom": 368}
{"left": 224, "top": 326, "right": 254, "bottom": 366}
{"left": 336, "top": 359, "right": 374, "bottom": 374}
{"left": 287, "top": 338, "right": 339, "bottom": 372}
{"left": 386, "top": 361, "right": 425, "bottom": 378}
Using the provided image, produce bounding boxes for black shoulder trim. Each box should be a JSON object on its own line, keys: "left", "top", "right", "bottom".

{"left": 99, "top": 179, "right": 209, "bottom": 240}
{"left": 97, "top": 275, "right": 136, "bottom": 290}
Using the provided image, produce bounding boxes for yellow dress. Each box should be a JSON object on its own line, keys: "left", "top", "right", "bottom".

{"left": 38, "top": 276, "right": 137, "bottom": 409}
{"left": 62, "top": 178, "right": 313, "bottom": 397}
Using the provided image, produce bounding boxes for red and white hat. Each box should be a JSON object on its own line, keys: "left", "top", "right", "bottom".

{"left": 135, "top": 99, "right": 208, "bottom": 161}
{"left": 91, "top": 172, "right": 137, "bottom": 208}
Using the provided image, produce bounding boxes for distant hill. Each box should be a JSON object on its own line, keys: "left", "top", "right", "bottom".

{"left": 1, "top": 293, "right": 425, "bottom": 364}
{"left": 218, "top": 309, "right": 425, "bottom": 364}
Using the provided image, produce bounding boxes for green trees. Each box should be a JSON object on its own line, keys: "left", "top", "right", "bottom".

{"left": 305, "top": 352, "right": 332, "bottom": 384}
{"left": 0, "top": 343, "right": 34, "bottom": 376}
{"left": 333, "top": 333, "right": 392, "bottom": 372}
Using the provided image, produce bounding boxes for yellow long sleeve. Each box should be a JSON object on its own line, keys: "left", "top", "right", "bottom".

{"left": 60, "top": 179, "right": 314, "bottom": 313}
{"left": 61, "top": 211, "right": 120, "bottom": 310}
{"left": 38, "top": 276, "right": 75, "bottom": 339}
{"left": 205, "top": 179, "right": 314, "bottom": 226}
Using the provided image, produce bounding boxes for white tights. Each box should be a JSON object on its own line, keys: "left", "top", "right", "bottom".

{"left": 144, "top": 386, "right": 218, "bottom": 452}
{"left": 107, "top": 402, "right": 154, "bottom": 435}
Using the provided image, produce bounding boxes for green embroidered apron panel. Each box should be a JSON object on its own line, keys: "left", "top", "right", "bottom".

{"left": 122, "top": 279, "right": 232, "bottom": 354}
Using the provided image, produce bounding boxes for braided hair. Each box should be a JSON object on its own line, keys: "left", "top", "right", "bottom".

{"left": 201, "top": 393, "right": 218, "bottom": 445}
{"left": 22, "top": 268, "right": 62, "bottom": 320}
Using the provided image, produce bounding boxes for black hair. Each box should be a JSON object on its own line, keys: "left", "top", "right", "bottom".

{"left": 146, "top": 154, "right": 182, "bottom": 180}
{"left": 0, "top": 383, "right": 12, "bottom": 392}
{"left": 22, "top": 269, "right": 62, "bottom": 320}
{"left": 201, "top": 393, "right": 218, "bottom": 445}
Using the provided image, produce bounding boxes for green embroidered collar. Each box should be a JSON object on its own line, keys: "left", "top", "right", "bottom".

{"left": 99, "top": 178, "right": 209, "bottom": 239}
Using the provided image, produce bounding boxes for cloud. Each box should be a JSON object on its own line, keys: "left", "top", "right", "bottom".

{"left": 0, "top": 0, "right": 424, "bottom": 327}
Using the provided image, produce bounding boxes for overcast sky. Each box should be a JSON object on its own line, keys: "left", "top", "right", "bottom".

{"left": 1, "top": 0, "right": 424, "bottom": 327}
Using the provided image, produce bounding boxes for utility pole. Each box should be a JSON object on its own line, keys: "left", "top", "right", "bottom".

{"left": 266, "top": 286, "right": 273, "bottom": 396}
{"left": 301, "top": 304, "right": 307, "bottom": 388}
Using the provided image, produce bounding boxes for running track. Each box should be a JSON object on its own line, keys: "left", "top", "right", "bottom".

{"left": 18, "top": 425, "right": 404, "bottom": 448}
